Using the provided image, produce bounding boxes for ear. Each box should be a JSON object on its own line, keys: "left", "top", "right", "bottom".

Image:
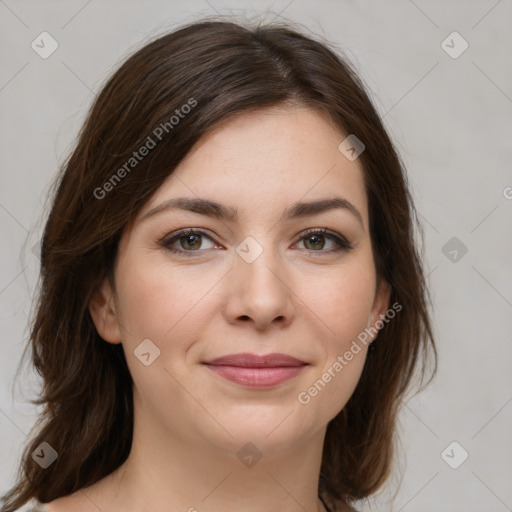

{"left": 368, "top": 279, "right": 391, "bottom": 342}
{"left": 89, "top": 277, "right": 122, "bottom": 344}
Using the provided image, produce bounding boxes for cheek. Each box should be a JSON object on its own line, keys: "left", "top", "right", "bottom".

{"left": 114, "top": 254, "right": 220, "bottom": 351}
{"left": 301, "top": 262, "right": 376, "bottom": 345}
{"left": 113, "top": 257, "right": 214, "bottom": 409}
{"left": 295, "top": 264, "right": 375, "bottom": 415}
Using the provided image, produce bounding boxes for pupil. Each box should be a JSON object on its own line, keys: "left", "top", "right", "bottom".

{"left": 185, "top": 234, "right": 200, "bottom": 249}
{"left": 308, "top": 235, "right": 323, "bottom": 249}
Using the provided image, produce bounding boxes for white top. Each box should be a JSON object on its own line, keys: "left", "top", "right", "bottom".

{"left": 23, "top": 499, "right": 51, "bottom": 512}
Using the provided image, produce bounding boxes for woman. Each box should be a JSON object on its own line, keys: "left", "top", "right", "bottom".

{"left": 2, "top": 17, "right": 436, "bottom": 512}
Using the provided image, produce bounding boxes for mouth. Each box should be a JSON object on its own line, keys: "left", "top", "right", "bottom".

{"left": 202, "top": 353, "right": 309, "bottom": 388}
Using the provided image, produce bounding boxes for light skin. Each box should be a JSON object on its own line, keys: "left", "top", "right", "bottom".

{"left": 46, "top": 105, "right": 389, "bottom": 512}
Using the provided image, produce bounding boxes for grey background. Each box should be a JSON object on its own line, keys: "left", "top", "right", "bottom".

{"left": 1, "top": 0, "right": 511, "bottom": 510}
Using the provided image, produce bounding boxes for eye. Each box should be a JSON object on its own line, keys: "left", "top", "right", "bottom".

{"left": 294, "top": 228, "right": 352, "bottom": 254}
{"left": 161, "top": 227, "right": 352, "bottom": 258}
{"left": 161, "top": 229, "right": 218, "bottom": 257}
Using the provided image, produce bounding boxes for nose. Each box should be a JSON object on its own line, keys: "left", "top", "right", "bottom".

{"left": 223, "top": 242, "right": 296, "bottom": 331}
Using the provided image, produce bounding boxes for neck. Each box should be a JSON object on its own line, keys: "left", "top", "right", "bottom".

{"left": 82, "top": 391, "right": 330, "bottom": 512}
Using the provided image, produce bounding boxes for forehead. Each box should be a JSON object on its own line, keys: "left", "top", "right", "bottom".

{"left": 138, "top": 105, "right": 369, "bottom": 226}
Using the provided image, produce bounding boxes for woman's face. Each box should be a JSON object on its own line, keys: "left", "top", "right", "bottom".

{"left": 91, "top": 105, "right": 389, "bottom": 457}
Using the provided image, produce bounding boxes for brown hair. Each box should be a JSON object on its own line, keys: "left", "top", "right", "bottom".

{"left": 1, "top": 16, "right": 436, "bottom": 512}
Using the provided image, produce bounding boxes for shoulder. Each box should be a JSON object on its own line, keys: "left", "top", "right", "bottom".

{"left": 26, "top": 493, "right": 90, "bottom": 512}
{"left": 329, "top": 501, "right": 359, "bottom": 512}
{"left": 30, "top": 470, "right": 119, "bottom": 512}
{"left": 21, "top": 499, "right": 53, "bottom": 512}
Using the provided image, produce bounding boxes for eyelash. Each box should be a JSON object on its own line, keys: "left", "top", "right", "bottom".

{"left": 161, "top": 228, "right": 352, "bottom": 258}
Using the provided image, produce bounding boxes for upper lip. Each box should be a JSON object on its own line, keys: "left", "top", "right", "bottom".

{"left": 203, "top": 353, "right": 307, "bottom": 367}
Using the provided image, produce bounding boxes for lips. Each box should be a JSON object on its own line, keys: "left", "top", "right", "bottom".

{"left": 202, "top": 353, "right": 308, "bottom": 388}
{"left": 203, "top": 352, "right": 307, "bottom": 367}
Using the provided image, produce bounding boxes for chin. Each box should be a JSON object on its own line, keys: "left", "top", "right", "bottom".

{"left": 203, "top": 409, "right": 319, "bottom": 455}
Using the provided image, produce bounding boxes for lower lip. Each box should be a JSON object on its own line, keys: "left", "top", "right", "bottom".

{"left": 203, "top": 364, "right": 307, "bottom": 388}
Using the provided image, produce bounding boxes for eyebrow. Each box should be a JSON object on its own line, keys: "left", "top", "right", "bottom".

{"left": 140, "top": 196, "right": 364, "bottom": 228}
